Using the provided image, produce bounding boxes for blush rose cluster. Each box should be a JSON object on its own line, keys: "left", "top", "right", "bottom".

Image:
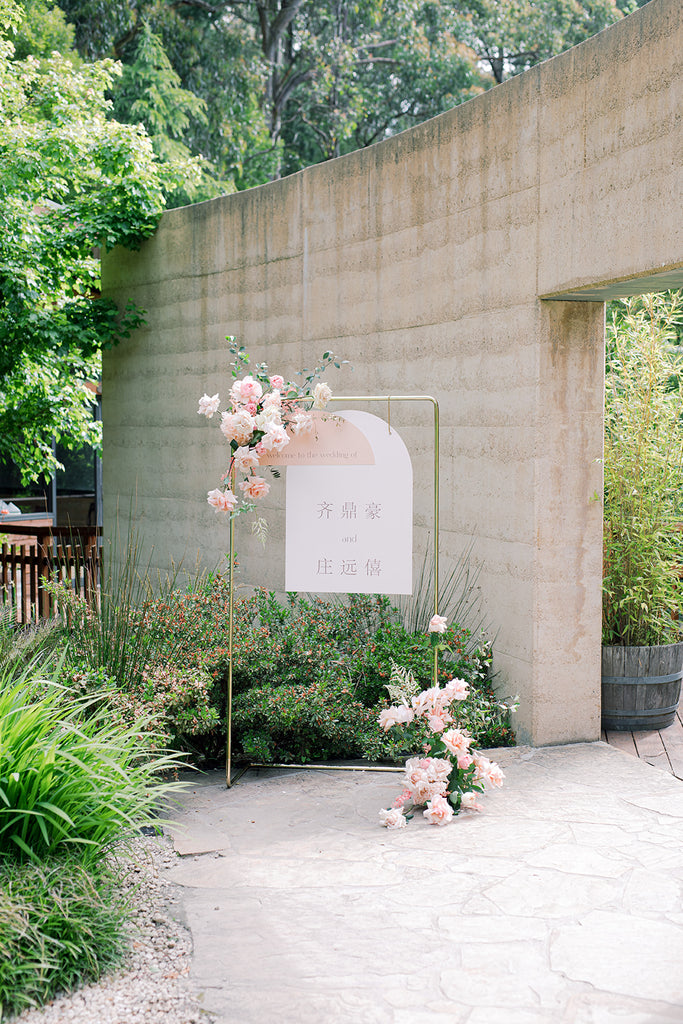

{"left": 198, "top": 343, "right": 342, "bottom": 524}
{"left": 379, "top": 615, "right": 505, "bottom": 829}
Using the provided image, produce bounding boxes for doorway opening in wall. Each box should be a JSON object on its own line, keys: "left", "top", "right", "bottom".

{"left": 601, "top": 289, "right": 683, "bottom": 778}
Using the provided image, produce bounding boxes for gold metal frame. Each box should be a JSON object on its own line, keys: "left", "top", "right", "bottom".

{"left": 225, "top": 395, "right": 440, "bottom": 786}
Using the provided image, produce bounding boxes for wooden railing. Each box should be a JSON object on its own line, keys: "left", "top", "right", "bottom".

{"left": 0, "top": 525, "right": 100, "bottom": 624}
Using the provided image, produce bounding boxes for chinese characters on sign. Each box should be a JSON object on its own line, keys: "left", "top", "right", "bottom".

{"left": 313, "top": 499, "right": 384, "bottom": 578}
{"left": 285, "top": 410, "right": 412, "bottom": 595}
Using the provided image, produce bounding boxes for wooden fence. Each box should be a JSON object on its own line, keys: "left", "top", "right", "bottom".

{"left": 0, "top": 525, "right": 100, "bottom": 624}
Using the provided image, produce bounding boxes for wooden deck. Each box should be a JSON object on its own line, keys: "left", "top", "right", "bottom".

{"left": 602, "top": 709, "right": 683, "bottom": 780}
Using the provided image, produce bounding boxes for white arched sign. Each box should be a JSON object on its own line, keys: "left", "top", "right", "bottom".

{"left": 284, "top": 409, "right": 413, "bottom": 594}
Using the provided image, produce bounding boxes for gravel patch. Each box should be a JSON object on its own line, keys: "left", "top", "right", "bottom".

{"left": 12, "top": 835, "right": 214, "bottom": 1024}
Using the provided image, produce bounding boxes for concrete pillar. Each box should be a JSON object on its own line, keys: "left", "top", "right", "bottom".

{"left": 529, "top": 301, "right": 605, "bottom": 743}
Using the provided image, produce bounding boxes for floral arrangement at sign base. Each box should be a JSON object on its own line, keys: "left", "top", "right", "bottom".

{"left": 198, "top": 339, "right": 348, "bottom": 540}
{"left": 379, "top": 614, "right": 505, "bottom": 829}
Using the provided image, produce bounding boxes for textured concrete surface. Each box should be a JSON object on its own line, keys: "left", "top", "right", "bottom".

{"left": 163, "top": 743, "right": 683, "bottom": 1024}
{"left": 102, "top": 0, "right": 683, "bottom": 744}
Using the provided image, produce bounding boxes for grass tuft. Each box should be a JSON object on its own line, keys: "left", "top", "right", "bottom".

{"left": 0, "top": 854, "right": 127, "bottom": 1019}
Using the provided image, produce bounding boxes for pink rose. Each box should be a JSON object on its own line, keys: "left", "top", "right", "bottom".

{"left": 441, "top": 728, "right": 472, "bottom": 757}
{"left": 456, "top": 752, "right": 474, "bottom": 770}
{"left": 412, "top": 779, "right": 447, "bottom": 805}
{"left": 483, "top": 761, "right": 505, "bottom": 788}
{"left": 403, "top": 757, "right": 450, "bottom": 802}
{"left": 443, "top": 677, "right": 470, "bottom": 701}
{"left": 403, "top": 757, "right": 432, "bottom": 788}
{"left": 197, "top": 393, "right": 220, "bottom": 418}
{"left": 259, "top": 424, "right": 289, "bottom": 452}
{"left": 220, "top": 409, "right": 255, "bottom": 446}
{"left": 233, "top": 446, "right": 260, "bottom": 472}
{"left": 239, "top": 476, "right": 270, "bottom": 500}
{"left": 378, "top": 705, "right": 414, "bottom": 731}
{"left": 412, "top": 686, "right": 447, "bottom": 717}
{"left": 289, "top": 411, "right": 314, "bottom": 435}
{"left": 423, "top": 794, "right": 454, "bottom": 826}
{"left": 472, "top": 754, "right": 504, "bottom": 788}
{"left": 263, "top": 390, "right": 282, "bottom": 409}
{"left": 428, "top": 614, "right": 448, "bottom": 634}
{"left": 379, "top": 807, "right": 407, "bottom": 830}
{"left": 427, "top": 710, "right": 451, "bottom": 733}
{"left": 378, "top": 708, "right": 395, "bottom": 733}
{"left": 230, "top": 375, "right": 263, "bottom": 405}
{"left": 424, "top": 758, "right": 452, "bottom": 784}
{"left": 207, "top": 488, "right": 237, "bottom": 513}
{"left": 255, "top": 406, "right": 282, "bottom": 431}
{"left": 312, "top": 381, "right": 332, "bottom": 409}
{"left": 269, "top": 375, "right": 285, "bottom": 389}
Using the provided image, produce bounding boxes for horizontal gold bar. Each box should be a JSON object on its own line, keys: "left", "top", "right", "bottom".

{"left": 329, "top": 395, "right": 437, "bottom": 404}
{"left": 245, "top": 762, "right": 404, "bottom": 773}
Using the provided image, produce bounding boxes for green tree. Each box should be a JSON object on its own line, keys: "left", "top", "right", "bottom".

{"left": 455, "top": 0, "right": 624, "bottom": 83}
{"left": 51, "top": 0, "right": 278, "bottom": 191}
{"left": 277, "top": 0, "right": 487, "bottom": 175}
{"left": 111, "top": 22, "right": 223, "bottom": 205}
{"left": 0, "top": 0, "right": 196, "bottom": 483}
{"left": 9, "top": 0, "right": 74, "bottom": 59}
{"left": 165, "top": 0, "right": 485, "bottom": 179}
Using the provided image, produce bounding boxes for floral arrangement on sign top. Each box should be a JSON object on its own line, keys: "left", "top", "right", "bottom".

{"left": 198, "top": 341, "right": 347, "bottom": 538}
{"left": 379, "top": 614, "right": 505, "bottom": 829}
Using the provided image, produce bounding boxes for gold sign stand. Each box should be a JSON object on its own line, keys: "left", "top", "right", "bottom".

{"left": 225, "top": 395, "right": 440, "bottom": 787}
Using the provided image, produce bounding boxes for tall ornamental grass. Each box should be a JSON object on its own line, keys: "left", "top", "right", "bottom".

{"left": 603, "top": 293, "right": 683, "bottom": 646}
{"left": 51, "top": 522, "right": 179, "bottom": 693}
{"left": 0, "top": 664, "right": 183, "bottom": 864}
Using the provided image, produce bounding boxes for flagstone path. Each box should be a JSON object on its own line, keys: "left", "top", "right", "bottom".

{"left": 162, "top": 743, "right": 683, "bottom": 1024}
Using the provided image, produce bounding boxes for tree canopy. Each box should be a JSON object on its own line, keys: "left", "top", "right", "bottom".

{"left": 0, "top": 0, "right": 196, "bottom": 482}
{"left": 51, "top": 0, "right": 630, "bottom": 187}
{"left": 2, "top": 0, "right": 640, "bottom": 484}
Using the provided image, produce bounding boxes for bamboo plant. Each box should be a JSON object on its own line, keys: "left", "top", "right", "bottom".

{"left": 602, "top": 292, "right": 683, "bottom": 647}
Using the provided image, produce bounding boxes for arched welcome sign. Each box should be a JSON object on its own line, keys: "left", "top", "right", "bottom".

{"left": 226, "top": 394, "right": 439, "bottom": 785}
{"left": 284, "top": 410, "right": 413, "bottom": 594}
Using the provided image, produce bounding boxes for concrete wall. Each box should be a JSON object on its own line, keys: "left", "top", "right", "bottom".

{"left": 102, "top": 0, "right": 683, "bottom": 746}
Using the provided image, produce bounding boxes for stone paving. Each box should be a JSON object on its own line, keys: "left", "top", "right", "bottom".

{"left": 163, "top": 742, "right": 683, "bottom": 1024}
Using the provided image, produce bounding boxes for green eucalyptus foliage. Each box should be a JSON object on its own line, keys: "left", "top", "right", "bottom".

{"left": 602, "top": 293, "right": 683, "bottom": 646}
{"left": 0, "top": 0, "right": 197, "bottom": 484}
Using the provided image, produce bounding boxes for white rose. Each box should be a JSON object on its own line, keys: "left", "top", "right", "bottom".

{"left": 312, "top": 382, "right": 332, "bottom": 409}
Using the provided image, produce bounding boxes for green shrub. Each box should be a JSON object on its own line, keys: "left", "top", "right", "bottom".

{"left": 52, "top": 552, "right": 514, "bottom": 766}
{"left": 0, "top": 854, "right": 126, "bottom": 1019}
{"left": 118, "top": 579, "right": 515, "bottom": 765}
{"left": 233, "top": 681, "right": 380, "bottom": 764}
{"left": 0, "top": 667, "right": 182, "bottom": 864}
{"left": 64, "top": 661, "right": 222, "bottom": 757}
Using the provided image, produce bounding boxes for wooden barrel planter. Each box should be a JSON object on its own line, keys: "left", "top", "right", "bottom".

{"left": 601, "top": 642, "right": 683, "bottom": 731}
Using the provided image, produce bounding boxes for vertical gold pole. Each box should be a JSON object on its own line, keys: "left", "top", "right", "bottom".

{"left": 226, "top": 466, "right": 236, "bottom": 788}
{"left": 433, "top": 399, "right": 440, "bottom": 687}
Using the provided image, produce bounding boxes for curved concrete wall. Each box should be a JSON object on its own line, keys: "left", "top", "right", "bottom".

{"left": 102, "top": 0, "right": 683, "bottom": 745}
